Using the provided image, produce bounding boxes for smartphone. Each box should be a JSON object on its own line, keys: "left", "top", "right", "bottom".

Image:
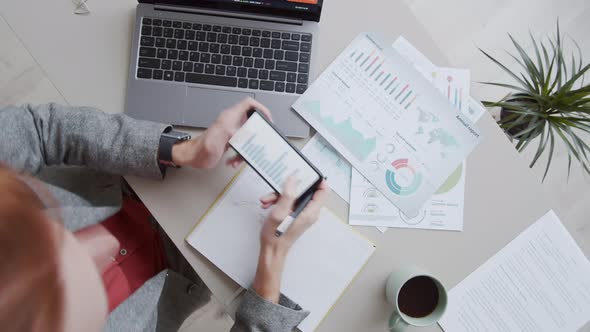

{"left": 229, "top": 109, "right": 323, "bottom": 205}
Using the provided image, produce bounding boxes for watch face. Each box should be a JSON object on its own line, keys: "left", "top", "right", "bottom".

{"left": 165, "top": 130, "right": 191, "bottom": 141}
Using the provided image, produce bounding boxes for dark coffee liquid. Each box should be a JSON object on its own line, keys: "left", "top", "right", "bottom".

{"left": 397, "top": 276, "right": 439, "bottom": 318}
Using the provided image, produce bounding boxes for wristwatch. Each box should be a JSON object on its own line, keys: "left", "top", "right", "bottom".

{"left": 158, "top": 127, "right": 191, "bottom": 169}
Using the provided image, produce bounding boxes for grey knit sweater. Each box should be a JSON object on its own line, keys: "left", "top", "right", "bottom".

{"left": 0, "top": 103, "right": 309, "bottom": 332}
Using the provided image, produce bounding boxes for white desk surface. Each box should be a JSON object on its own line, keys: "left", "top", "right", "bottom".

{"left": 3, "top": 1, "right": 587, "bottom": 331}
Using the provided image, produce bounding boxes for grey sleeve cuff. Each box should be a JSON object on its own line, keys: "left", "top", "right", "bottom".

{"left": 231, "top": 289, "right": 309, "bottom": 332}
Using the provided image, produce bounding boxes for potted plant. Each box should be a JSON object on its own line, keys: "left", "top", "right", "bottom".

{"left": 480, "top": 22, "right": 590, "bottom": 180}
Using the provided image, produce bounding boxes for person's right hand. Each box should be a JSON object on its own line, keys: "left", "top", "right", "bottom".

{"left": 252, "top": 178, "right": 329, "bottom": 303}
{"left": 171, "top": 97, "right": 272, "bottom": 169}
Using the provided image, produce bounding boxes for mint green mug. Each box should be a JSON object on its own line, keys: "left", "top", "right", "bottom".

{"left": 385, "top": 267, "right": 447, "bottom": 332}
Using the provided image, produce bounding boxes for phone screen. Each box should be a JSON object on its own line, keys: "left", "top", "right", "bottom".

{"left": 229, "top": 111, "right": 321, "bottom": 198}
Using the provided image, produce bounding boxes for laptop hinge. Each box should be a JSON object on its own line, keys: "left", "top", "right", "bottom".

{"left": 154, "top": 4, "right": 304, "bottom": 26}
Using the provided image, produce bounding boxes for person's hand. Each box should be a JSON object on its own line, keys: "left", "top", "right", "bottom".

{"left": 171, "top": 97, "right": 272, "bottom": 169}
{"left": 252, "top": 178, "right": 329, "bottom": 303}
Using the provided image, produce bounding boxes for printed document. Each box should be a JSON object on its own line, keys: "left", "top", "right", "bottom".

{"left": 391, "top": 36, "right": 484, "bottom": 123}
{"left": 439, "top": 210, "right": 590, "bottom": 332}
{"left": 348, "top": 36, "right": 485, "bottom": 232}
{"left": 186, "top": 168, "right": 375, "bottom": 332}
{"left": 349, "top": 162, "right": 465, "bottom": 231}
{"left": 301, "top": 133, "right": 352, "bottom": 202}
{"left": 292, "top": 33, "right": 481, "bottom": 216}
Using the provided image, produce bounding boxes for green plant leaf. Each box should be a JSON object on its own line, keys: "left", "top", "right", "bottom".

{"left": 530, "top": 123, "right": 548, "bottom": 167}
{"left": 530, "top": 32, "right": 546, "bottom": 83}
{"left": 565, "top": 126, "right": 590, "bottom": 163}
{"left": 559, "top": 125, "right": 590, "bottom": 175}
{"left": 516, "top": 128, "right": 538, "bottom": 151}
{"left": 506, "top": 93, "right": 542, "bottom": 102}
{"left": 499, "top": 107, "right": 550, "bottom": 119}
{"left": 496, "top": 110, "right": 521, "bottom": 124}
{"left": 541, "top": 41, "right": 557, "bottom": 94}
{"left": 543, "top": 124, "right": 556, "bottom": 180}
{"left": 478, "top": 81, "right": 540, "bottom": 97}
{"left": 505, "top": 51, "right": 538, "bottom": 90}
{"left": 557, "top": 63, "right": 590, "bottom": 97}
{"left": 554, "top": 124, "right": 581, "bottom": 165}
{"left": 513, "top": 120, "right": 544, "bottom": 139}
{"left": 556, "top": 21, "right": 564, "bottom": 89}
{"left": 548, "top": 36, "right": 565, "bottom": 92}
{"left": 479, "top": 48, "right": 534, "bottom": 90}
{"left": 572, "top": 38, "right": 584, "bottom": 86}
{"left": 571, "top": 52, "right": 577, "bottom": 82}
{"left": 509, "top": 34, "right": 542, "bottom": 92}
{"left": 566, "top": 154, "right": 573, "bottom": 179}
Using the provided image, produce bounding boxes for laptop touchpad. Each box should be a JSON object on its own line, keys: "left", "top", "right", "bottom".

{"left": 183, "top": 87, "right": 254, "bottom": 127}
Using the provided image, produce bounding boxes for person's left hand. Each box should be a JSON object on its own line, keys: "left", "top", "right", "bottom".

{"left": 252, "top": 178, "right": 329, "bottom": 303}
{"left": 171, "top": 97, "right": 272, "bottom": 169}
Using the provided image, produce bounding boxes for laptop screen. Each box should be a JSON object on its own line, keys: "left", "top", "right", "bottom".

{"left": 207, "top": 0, "right": 322, "bottom": 17}
{"left": 143, "top": 0, "right": 323, "bottom": 22}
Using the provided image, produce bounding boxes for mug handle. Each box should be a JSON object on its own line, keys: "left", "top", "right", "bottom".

{"left": 388, "top": 312, "right": 409, "bottom": 332}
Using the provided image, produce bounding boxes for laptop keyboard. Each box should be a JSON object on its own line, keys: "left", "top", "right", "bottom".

{"left": 136, "top": 17, "right": 312, "bottom": 94}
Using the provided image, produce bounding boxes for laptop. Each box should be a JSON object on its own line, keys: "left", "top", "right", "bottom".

{"left": 125, "top": 0, "right": 324, "bottom": 138}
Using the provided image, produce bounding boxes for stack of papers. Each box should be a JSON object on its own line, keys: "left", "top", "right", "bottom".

{"left": 293, "top": 33, "right": 481, "bottom": 219}
{"left": 301, "top": 35, "right": 486, "bottom": 232}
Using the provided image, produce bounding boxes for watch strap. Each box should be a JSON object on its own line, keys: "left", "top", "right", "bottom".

{"left": 158, "top": 128, "right": 191, "bottom": 169}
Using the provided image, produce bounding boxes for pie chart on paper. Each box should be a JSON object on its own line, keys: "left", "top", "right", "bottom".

{"left": 385, "top": 158, "right": 422, "bottom": 196}
{"left": 435, "top": 164, "right": 463, "bottom": 195}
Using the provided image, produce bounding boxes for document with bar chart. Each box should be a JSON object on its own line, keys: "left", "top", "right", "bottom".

{"left": 292, "top": 33, "right": 481, "bottom": 215}
{"left": 229, "top": 112, "right": 320, "bottom": 198}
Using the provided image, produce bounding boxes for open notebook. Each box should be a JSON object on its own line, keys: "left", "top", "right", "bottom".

{"left": 186, "top": 167, "right": 376, "bottom": 332}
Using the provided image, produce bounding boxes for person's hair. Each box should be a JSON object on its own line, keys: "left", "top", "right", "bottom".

{"left": 0, "top": 165, "right": 64, "bottom": 332}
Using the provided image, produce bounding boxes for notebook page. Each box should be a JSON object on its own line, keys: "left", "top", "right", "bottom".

{"left": 186, "top": 167, "right": 375, "bottom": 332}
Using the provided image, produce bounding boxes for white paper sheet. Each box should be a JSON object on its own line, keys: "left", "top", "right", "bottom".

{"left": 292, "top": 33, "right": 481, "bottom": 216}
{"left": 186, "top": 168, "right": 375, "bottom": 332}
{"left": 439, "top": 210, "right": 590, "bottom": 332}
{"left": 301, "top": 133, "right": 352, "bottom": 202}
{"left": 349, "top": 162, "right": 465, "bottom": 231}
{"left": 392, "top": 36, "right": 484, "bottom": 123}
{"left": 348, "top": 36, "right": 479, "bottom": 232}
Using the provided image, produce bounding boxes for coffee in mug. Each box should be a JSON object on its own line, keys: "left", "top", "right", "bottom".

{"left": 385, "top": 267, "right": 447, "bottom": 332}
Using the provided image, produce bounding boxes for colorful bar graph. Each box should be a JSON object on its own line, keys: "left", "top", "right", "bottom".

{"left": 360, "top": 50, "right": 375, "bottom": 67}
{"left": 405, "top": 95, "right": 418, "bottom": 110}
{"left": 360, "top": 55, "right": 370, "bottom": 67}
{"left": 370, "top": 62, "right": 382, "bottom": 76}
{"left": 347, "top": 47, "right": 420, "bottom": 110}
{"left": 395, "top": 84, "right": 409, "bottom": 100}
{"left": 385, "top": 76, "right": 397, "bottom": 91}
{"left": 355, "top": 52, "right": 364, "bottom": 63}
{"left": 375, "top": 71, "right": 384, "bottom": 81}
{"left": 365, "top": 56, "right": 379, "bottom": 72}
{"left": 400, "top": 90, "right": 413, "bottom": 104}
{"left": 390, "top": 83, "right": 400, "bottom": 95}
